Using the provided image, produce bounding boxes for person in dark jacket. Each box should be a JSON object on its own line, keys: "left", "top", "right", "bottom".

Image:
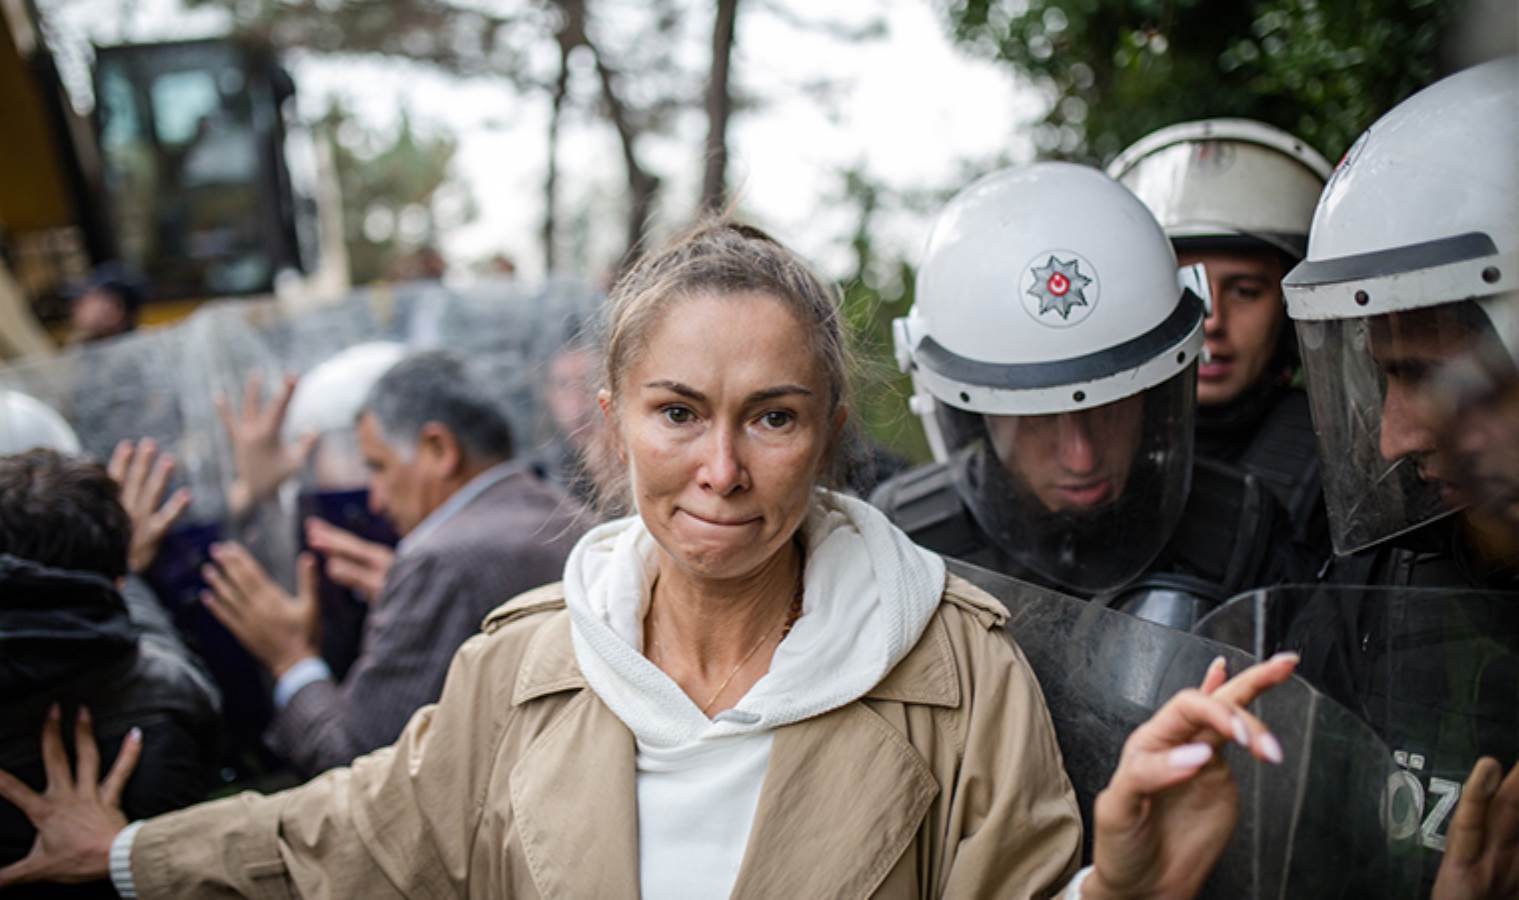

{"left": 0, "top": 449, "right": 220, "bottom": 899}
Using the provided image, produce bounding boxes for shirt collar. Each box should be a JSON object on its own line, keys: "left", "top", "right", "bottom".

{"left": 397, "top": 459, "right": 522, "bottom": 555}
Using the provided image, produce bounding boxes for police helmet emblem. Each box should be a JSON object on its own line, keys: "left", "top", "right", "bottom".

{"left": 1023, "top": 252, "right": 1098, "bottom": 326}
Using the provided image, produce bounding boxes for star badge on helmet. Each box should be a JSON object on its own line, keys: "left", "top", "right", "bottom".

{"left": 1028, "top": 255, "right": 1094, "bottom": 320}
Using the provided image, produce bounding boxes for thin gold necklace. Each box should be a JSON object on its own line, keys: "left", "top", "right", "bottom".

{"left": 649, "top": 547, "right": 805, "bottom": 717}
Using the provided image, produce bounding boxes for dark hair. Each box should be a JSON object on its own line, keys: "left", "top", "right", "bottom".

{"left": 0, "top": 449, "right": 131, "bottom": 578}
{"left": 359, "top": 350, "right": 515, "bottom": 463}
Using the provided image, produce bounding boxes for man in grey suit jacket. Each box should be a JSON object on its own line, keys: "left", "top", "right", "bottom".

{"left": 202, "top": 352, "right": 587, "bottom": 777}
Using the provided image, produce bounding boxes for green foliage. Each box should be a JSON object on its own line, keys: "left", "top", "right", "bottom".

{"left": 835, "top": 167, "right": 931, "bottom": 465}
{"left": 943, "top": 0, "right": 1454, "bottom": 162}
{"left": 315, "top": 102, "right": 472, "bottom": 284}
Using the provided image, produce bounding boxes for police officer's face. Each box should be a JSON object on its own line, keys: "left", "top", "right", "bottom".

{"left": 605, "top": 292, "right": 840, "bottom": 582}
{"left": 1178, "top": 248, "right": 1286, "bottom": 407}
{"left": 1368, "top": 306, "right": 1487, "bottom": 510}
{"left": 985, "top": 394, "right": 1144, "bottom": 513}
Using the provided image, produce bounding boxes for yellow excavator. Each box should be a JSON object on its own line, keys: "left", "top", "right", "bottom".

{"left": 0, "top": 0, "right": 344, "bottom": 358}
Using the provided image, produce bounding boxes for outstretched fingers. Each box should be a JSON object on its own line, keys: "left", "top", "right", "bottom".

{"left": 99, "top": 728, "right": 142, "bottom": 809}
{"left": 268, "top": 373, "right": 300, "bottom": 430}
{"left": 1128, "top": 688, "right": 1280, "bottom": 763}
{"left": 141, "top": 452, "right": 175, "bottom": 510}
{"left": 38, "top": 706, "right": 72, "bottom": 793}
{"left": 107, "top": 440, "right": 133, "bottom": 484}
{"left": 1489, "top": 759, "right": 1519, "bottom": 861}
{"left": 0, "top": 768, "right": 43, "bottom": 821}
{"left": 1445, "top": 758, "right": 1501, "bottom": 868}
{"left": 1214, "top": 652, "right": 1299, "bottom": 708}
{"left": 210, "top": 542, "right": 269, "bottom": 592}
{"left": 1200, "top": 655, "right": 1229, "bottom": 694}
{"left": 73, "top": 709, "right": 99, "bottom": 797}
{"left": 241, "top": 371, "right": 264, "bottom": 424}
{"left": 149, "top": 487, "right": 193, "bottom": 534}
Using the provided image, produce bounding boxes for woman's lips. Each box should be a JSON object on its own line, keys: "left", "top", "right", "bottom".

{"left": 679, "top": 509, "right": 760, "bottom": 528}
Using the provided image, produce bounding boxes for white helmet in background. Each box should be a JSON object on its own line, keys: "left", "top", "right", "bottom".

{"left": 1108, "top": 118, "right": 1332, "bottom": 260}
{"left": 895, "top": 162, "right": 1207, "bottom": 592}
{"left": 284, "top": 341, "right": 407, "bottom": 488}
{"left": 1283, "top": 57, "right": 1519, "bottom": 555}
{"left": 0, "top": 391, "right": 82, "bottom": 455}
{"left": 284, "top": 342, "right": 407, "bottom": 440}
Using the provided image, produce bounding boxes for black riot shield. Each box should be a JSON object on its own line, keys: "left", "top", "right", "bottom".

{"left": 950, "top": 559, "right": 1414, "bottom": 899}
{"left": 1196, "top": 584, "right": 1519, "bottom": 895}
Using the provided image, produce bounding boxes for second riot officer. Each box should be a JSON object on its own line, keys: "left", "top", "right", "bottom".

{"left": 1108, "top": 119, "right": 1332, "bottom": 559}
{"left": 871, "top": 162, "right": 1307, "bottom": 629}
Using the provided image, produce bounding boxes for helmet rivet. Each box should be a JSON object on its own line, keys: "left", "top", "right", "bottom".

{"left": 959, "top": 391, "right": 970, "bottom": 403}
{"left": 1073, "top": 390, "right": 1086, "bottom": 403}
{"left": 1354, "top": 290, "right": 1370, "bottom": 306}
{"left": 1482, "top": 266, "right": 1501, "bottom": 284}
{"left": 1176, "top": 351, "right": 1186, "bottom": 364}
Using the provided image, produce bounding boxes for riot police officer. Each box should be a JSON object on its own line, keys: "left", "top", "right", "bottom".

{"left": 1198, "top": 58, "right": 1519, "bottom": 896}
{"left": 1109, "top": 120, "right": 1332, "bottom": 558}
{"left": 871, "top": 162, "right": 1306, "bottom": 630}
{"left": 1283, "top": 58, "right": 1517, "bottom": 591}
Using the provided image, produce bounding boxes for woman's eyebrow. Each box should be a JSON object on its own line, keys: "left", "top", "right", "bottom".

{"left": 643, "top": 380, "right": 704, "bottom": 401}
{"left": 747, "top": 385, "right": 814, "bottom": 403}
{"left": 641, "top": 381, "right": 813, "bottom": 404}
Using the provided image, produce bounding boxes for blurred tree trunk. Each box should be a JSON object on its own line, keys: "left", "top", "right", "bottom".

{"left": 546, "top": 0, "right": 659, "bottom": 270}
{"left": 543, "top": 6, "right": 578, "bottom": 273}
{"left": 700, "top": 0, "right": 740, "bottom": 214}
{"left": 590, "top": 46, "right": 659, "bottom": 269}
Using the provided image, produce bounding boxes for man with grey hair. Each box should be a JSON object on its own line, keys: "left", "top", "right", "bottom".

{"left": 201, "top": 351, "right": 587, "bottom": 777}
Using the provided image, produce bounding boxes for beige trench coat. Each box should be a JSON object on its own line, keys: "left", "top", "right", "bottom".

{"left": 128, "top": 574, "right": 1081, "bottom": 899}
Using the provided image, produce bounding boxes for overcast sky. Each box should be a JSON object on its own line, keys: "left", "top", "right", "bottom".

{"left": 41, "top": 0, "right": 1043, "bottom": 281}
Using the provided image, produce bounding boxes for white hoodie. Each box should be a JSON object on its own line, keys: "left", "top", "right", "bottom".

{"left": 563, "top": 490, "right": 946, "bottom": 899}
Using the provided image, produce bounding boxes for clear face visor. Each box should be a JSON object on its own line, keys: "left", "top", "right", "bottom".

{"left": 935, "top": 367, "right": 1196, "bottom": 593}
{"left": 1296, "top": 300, "right": 1517, "bottom": 555}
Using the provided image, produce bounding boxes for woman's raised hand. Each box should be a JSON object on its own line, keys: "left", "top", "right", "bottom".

{"left": 1083, "top": 652, "right": 1300, "bottom": 900}
{"left": 0, "top": 706, "right": 140, "bottom": 887}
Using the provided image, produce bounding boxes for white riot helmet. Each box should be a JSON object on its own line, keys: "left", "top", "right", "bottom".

{"left": 896, "top": 162, "right": 1207, "bottom": 593}
{"left": 1283, "top": 57, "right": 1519, "bottom": 555}
{"left": 1108, "top": 118, "right": 1332, "bottom": 260}
{"left": 284, "top": 341, "right": 406, "bottom": 488}
{"left": 0, "top": 391, "right": 82, "bottom": 455}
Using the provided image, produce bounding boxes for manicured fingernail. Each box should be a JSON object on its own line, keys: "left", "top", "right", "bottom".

{"left": 1257, "top": 732, "right": 1284, "bottom": 764}
{"left": 78, "top": 706, "right": 91, "bottom": 723}
{"left": 127, "top": 727, "right": 142, "bottom": 743}
{"left": 1210, "top": 655, "right": 1226, "bottom": 672}
{"left": 1232, "top": 715, "right": 1250, "bottom": 749}
{"left": 1269, "top": 651, "right": 1301, "bottom": 666}
{"left": 1169, "top": 742, "right": 1214, "bottom": 770}
{"left": 48, "top": 703, "right": 59, "bottom": 720}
